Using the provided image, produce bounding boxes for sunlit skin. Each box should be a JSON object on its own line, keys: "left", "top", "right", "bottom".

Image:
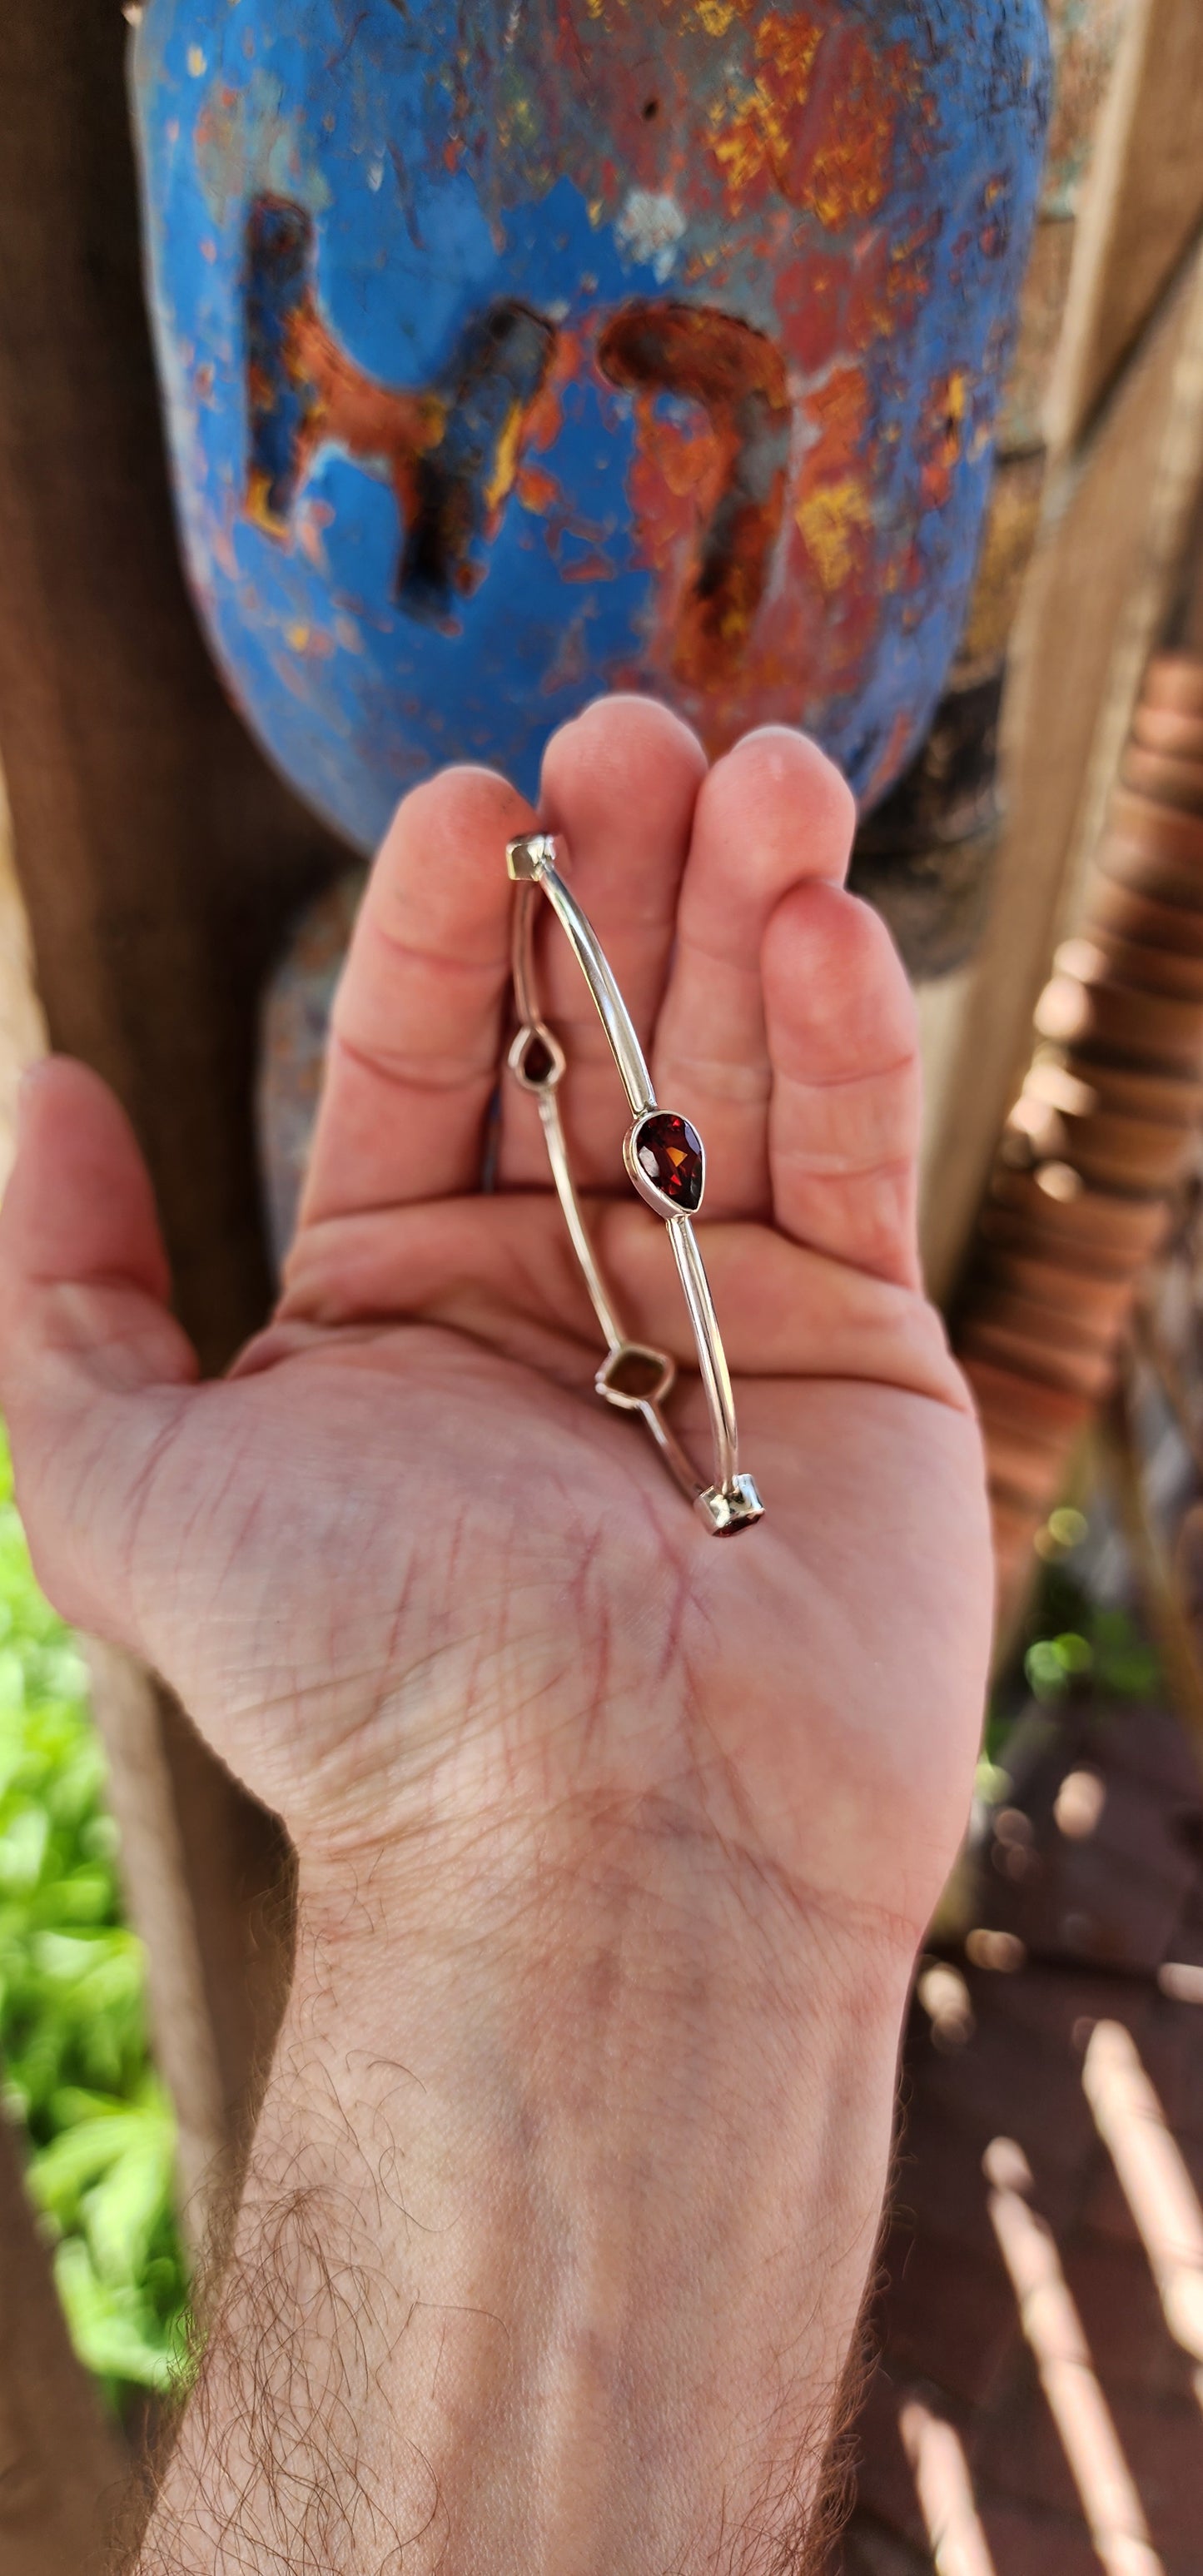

{"left": 0, "top": 700, "right": 992, "bottom": 2572}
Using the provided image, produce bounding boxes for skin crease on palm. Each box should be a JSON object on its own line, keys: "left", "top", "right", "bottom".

{"left": 0, "top": 699, "right": 993, "bottom": 2572}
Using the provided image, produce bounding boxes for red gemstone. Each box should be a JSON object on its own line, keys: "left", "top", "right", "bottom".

{"left": 634, "top": 1111, "right": 704, "bottom": 1211}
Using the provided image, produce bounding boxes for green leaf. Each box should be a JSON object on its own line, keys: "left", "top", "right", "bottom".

{"left": 52, "top": 2238, "right": 182, "bottom": 2394}
{"left": 83, "top": 2125, "right": 176, "bottom": 2286}
{"left": 27, "top": 2111, "right": 155, "bottom": 2227}
{"left": 0, "top": 1803, "right": 49, "bottom": 1892}
{"left": 0, "top": 1418, "right": 191, "bottom": 2410}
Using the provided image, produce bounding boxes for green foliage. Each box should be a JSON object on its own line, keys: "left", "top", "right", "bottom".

{"left": 1023, "top": 1606, "right": 1161, "bottom": 1704}
{"left": 1020, "top": 1535, "right": 1162, "bottom": 1707}
{"left": 987, "top": 1502, "right": 1163, "bottom": 1759}
{"left": 0, "top": 1432, "right": 189, "bottom": 2409}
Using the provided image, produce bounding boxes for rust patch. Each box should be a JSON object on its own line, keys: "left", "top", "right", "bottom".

{"left": 245, "top": 196, "right": 554, "bottom": 621}
{"left": 598, "top": 300, "right": 789, "bottom": 686}
{"left": 791, "top": 362, "right": 875, "bottom": 604}
{"left": 708, "top": 10, "right": 823, "bottom": 211}
{"left": 801, "top": 27, "right": 907, "bottom": 228}
{"left": 918, "top": 367, "right": 971, "bottom": 514}
{"left": 706, "top": 10, "right": 910, "bottom": 227}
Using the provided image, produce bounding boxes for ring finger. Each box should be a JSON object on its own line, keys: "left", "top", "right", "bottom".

{"left": 651, "top": 728, "right": 855, "bottom": 1220}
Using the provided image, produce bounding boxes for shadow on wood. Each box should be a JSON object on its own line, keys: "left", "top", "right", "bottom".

{"left": 0, "top": 17, "right": 343, "bottom": 2550}
{"left": 0, "top": 2106, "right": 127, "bottom": 2575}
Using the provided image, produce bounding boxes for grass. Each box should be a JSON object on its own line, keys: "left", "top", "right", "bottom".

{"left": 0, "top": 1430, "right": 189, "bottom": 2413}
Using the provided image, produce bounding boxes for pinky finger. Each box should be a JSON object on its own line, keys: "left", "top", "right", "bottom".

{"left": 763, "top": 881, "right": 922, "bottom": 1289}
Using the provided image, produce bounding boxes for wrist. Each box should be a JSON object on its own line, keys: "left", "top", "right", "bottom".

{"left": 292, "top": 1843, "right": 904, "bottom": 2567}
{"left": 146, "top": 1826, "right": 911, "bottom": 2574}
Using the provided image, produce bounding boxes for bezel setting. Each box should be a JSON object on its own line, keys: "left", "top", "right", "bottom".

{"left": 508, "top": 1020, "right": 566, "bottom": 1092}
{"left": 595, "top": 1342, "right": 677, "bottom": 1412}
{"left": 695, "top": 1474, "right": 765, "bottom": 1534}
{"left": 624, "top": 1108, "right": 706, "bottom": 1217}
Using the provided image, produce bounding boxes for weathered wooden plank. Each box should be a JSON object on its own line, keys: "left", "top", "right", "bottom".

{"left": 920, "top": 242, "right": 1203, "bottom": 1305}
{"left": 0, "top": 0, "right": 340, "bottom": 2236}
{"left": 82, "top": 1644, "right": 227, "bottom": 2255}
{"left": 0, "top": 793, "right": 130, "bottom": 2576}
{"left": 0, "top": 0, "right": 341, "bottom": 1373}
{"left": 0, "top": 752, "right": 279, "bottom": 2302}
{"left": 0, "top": 2105, "right": 127, "bottom": 2576}
{"left": 1047, "top": 0, "right": 1203, "bottom": 453}
{"left": 0, "top": 783, "right": 47, "bottom": 1166}
{"left": 152, "top": 1688, "right": 296, "bottom": 2189}
{"left": 80, "top": 1644, "right": 295, "bottom": 2266}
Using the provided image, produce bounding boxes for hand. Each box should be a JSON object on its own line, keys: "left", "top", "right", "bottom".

{"left": 0, "top": 699, "right": 992, "bottom": 2572}
{"left": 0, "top": 697, "right": 988, "bottom": 1932}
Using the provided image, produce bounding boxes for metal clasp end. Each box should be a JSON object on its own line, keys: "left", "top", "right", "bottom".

{"left": 506, "top": 832, "right": 558, "bottom": 883}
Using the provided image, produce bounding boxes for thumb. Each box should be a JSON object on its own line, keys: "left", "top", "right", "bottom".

{"left": 0, "top": 1057, "right": 198, "bottom": 1644}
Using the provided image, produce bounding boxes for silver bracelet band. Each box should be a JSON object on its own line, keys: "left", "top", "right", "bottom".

{"left": 505, "top": 832, "right": 763, "bottom": 1536}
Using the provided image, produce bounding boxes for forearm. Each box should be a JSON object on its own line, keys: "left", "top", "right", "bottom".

{"left": 135, "top": 1830, "right": 909, "bottom": 2576}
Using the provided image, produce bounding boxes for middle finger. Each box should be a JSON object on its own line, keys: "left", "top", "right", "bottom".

{"left": 497, "top": 694, "right": 706, "bottom": 1189}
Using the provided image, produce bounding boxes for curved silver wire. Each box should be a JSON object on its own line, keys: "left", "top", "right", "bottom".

{"left": 505, "top": 831, "right": 763, "bottom": 1535}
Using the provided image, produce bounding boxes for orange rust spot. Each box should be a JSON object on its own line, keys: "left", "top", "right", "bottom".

{"left": 801, "top": 31, "right": 902, "bottom": 228}
{"left": 805, "top": 363, "right": 870, "bottom": 464}
{"left": 515, "top": 461, "right": 564, "bottom": 514}
{"left": 795, "top": 476, "right": 874, "bottom": 595}
{"left": 524, "top": 326, "right": 588, "bottom": 458}
{"left": 773, "top": 246, "right": 849, "bottom": 372}
{"left": 708, "top": 14, "right": 911, "bottom": 226}
{"left": 657, "top": 420, "right": 723, "bottom": 503}
{"left": 561, "top": 548, "right": 617, "bottom": 584}
{"left": 692, "top": 0, "right": 758, "bottom": 33}
{"left": 709, "top": 9, "right": 823, "bottom": 211}
{"left": 792, "top": 363, "right": 874, "bottom": 600}
{"left": 291, "top": 304, "right": 445, "bottom": 468}
{"left": 598, "top": 301, "right": 789, "bottom": 688}
{"left": 919, "top": 368, "right": 970, "bottom": 512}
{"left": 846, "top": 220, "right": 937, "bottom": 353}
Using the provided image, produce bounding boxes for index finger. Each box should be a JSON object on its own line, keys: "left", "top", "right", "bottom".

{"left": 296, "top": 765, "right": 534, "bottom": 1233}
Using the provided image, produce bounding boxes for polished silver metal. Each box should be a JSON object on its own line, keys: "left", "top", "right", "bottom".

{"left": 505, "top": 829, "right": 763, "bottom": 1534}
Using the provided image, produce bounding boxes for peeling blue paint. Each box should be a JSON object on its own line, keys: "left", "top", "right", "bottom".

{"left": 132, "top": 0, "right": 1049, "bottom": 850}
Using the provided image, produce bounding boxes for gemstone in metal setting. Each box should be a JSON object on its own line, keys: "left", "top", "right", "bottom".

{"left": 625, "top": 1110, "right": 704, "bottom": 1215}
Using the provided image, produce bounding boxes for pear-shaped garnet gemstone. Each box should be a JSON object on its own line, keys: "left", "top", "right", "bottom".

{"left": 634, "top": 1111, "right": 704, "bottom": 1211}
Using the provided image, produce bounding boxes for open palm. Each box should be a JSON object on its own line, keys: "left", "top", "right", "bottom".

{"left": 0, "top": 699, "right": 991, "bottom": 1969}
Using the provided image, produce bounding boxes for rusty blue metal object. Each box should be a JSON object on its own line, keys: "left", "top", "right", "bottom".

{"left": 132, "top": 0, "right": 1049, "bottom": 852}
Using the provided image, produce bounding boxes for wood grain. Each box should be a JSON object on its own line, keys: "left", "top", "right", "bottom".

{"left": 0, "top": 0, "right": 342, "bottom": 2395}
{"left": 0, "top": 2107, "right": 127, "bottom": 2576}
{"left": 0, "top": 2, "right": 341, "bottom": 1372}
{"left": 81, "top": 1645, "right": 230, "bottom": 2257}
{"left": 921, "top": 244, "right": 1203, "bottom": 1305}
{"left": 1048, "top": 0, "right": 1203, "bottom": 454}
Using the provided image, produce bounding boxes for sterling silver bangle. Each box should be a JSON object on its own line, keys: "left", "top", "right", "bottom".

{"left": 505, "top": 831, "right": 763, "bottom": 1535}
